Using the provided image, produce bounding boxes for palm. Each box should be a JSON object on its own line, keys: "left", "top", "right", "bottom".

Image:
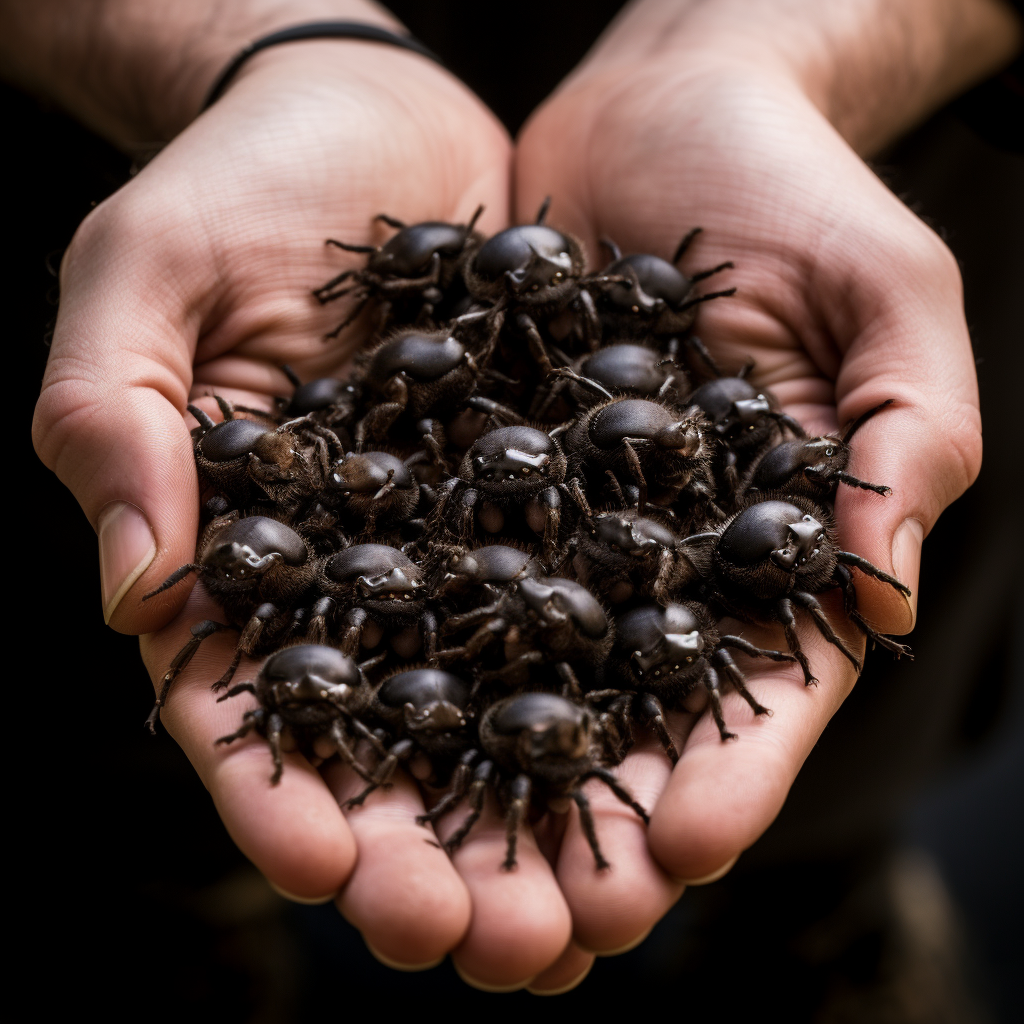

{"left": 513, "top": 61, "right": 940, "bottom": 884}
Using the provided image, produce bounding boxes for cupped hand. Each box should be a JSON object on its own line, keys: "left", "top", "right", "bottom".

{"left": 30, "top": 40, "right": 548, "bottom": 979}
{"left": 513, "top": 42, "right": 982, "bottom": 955}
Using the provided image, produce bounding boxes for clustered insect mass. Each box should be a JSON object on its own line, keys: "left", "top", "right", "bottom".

{"left": 146, "top": 201, "right": 911, "bottom": 871}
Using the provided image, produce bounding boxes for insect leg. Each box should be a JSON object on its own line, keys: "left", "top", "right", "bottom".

{"left": 836, "top": 471, "right": 891, "bottom": 496}
{"left": 555, "top": 661, "right": 583, "bottom": 699}
{"left": 340, "top": 607, "right": 369, "bottom": 656}
{"left": 835, "top": 551, "right": 912, "bottom": 595}
{"left": 329, "top": 720, "right": 377, "bottom": 785}
{"left": 345, "top": 739, "right": 415, "bottom": 808}
{"left": 703, "top": 665, "right": 738, "bottom": 741}
{"left": 215, "top": 682, "right": 257, "bottom": 703}
{"left": 638, "top": 692, "right": 680, "bottom": 763}
{"left": 621, "top": 438, "right": 648, "bottom": 515}
{"left": 501, "top": 774, "right": 532, "bottom": 871}
{"left": 775, "top": 598, "right": 817, "bottom": 685}
{"left": 790, "top": 591, "right": 862, "bottom": 672}
{"left": 267, "top": 712, "right": 285, "bottom": 785}
{"left": 214, "top": 603, "right": 278, "bottom": 691}
{"left": 712, "top": 647, "right": 772, "bottom": 717}
{"left": 215, "top": 708, "right": 262, "bottom": 745}
{"left": 718, "top": 635, "right": 794, "bottom": 662}
{"left": 690, "top": 261, "right": 734, "bottom": 282}
{"left": 417, "top": 750, "right": 479, "bottom": 825}
{"left": 308, "top": 596, "right": 336, "bottom": 645}
{"left": 584, "top": 766, "right": 651, "bottom": 826}
{"left": 515, "top": 313, "right": 555, "bottom": 375}
{"left": 444, "top": 760, "right": 495, "bottom": 856}
{"left": 672, "top": 227, "right": 702, "bottom": 264}
{"left": 146, "top": 620, "right": 234, "bottom": 732}
{"left": 572, "top": 787, "right": 611, "bottom": 871}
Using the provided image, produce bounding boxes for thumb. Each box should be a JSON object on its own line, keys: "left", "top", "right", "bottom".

{"left": 831, "top": 244, "right": 982, "bottom": 636}
{"left": 32, "top": 203, "right": 203, "bottom": 634}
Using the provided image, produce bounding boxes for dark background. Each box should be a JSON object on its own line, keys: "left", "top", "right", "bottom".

{"left": 9, "top": 3, "right": 1022, "bottom": 1020}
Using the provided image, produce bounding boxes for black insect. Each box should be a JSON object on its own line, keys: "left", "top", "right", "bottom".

{"left": 143, "top": 513, "right": 317, "bottom": 730}
{"left": 746, "top": 400, "right": 895, "bottom": 501}
{"left": 350, "top": 320, "right": 508, "bottom": 468}
{"left": 275, "top": 364, "right": 358, "bottom": 432}
{"left": 319, "top": 448, "right": 434, "bottom": 537}
{"left": 215, "top": 645, "right": 383, "bottom": 784}
{"left": 462, "top": 198, "right": 598, "bottom": 370}
{"left": 594, "top": 601, "right": 792, "bottom": 761}
{"left": 344, "top": 667, "right": 474, "bottom": 806}
{"left": 570, "top": 507, "right": 695, "bottom": 605}
{"left": 685, "top": 496, "right": 912, "bottom": 685}
{"left": 439, "top": 576, "right": 613, "bottom": 699}
{"left": 529, "top": 342, "right": 690, "bottom": 421}
{"left": 559, "top": 381, "right": 716, "bottom": 518}
{"left": 583, "top": 230, "right": 734, "bottom": 342}
{"left": 430, "top": 425, "right": 578, "bottom": 562}
{"left": 145, "top": 513, "right": 315, "bottom": 619}
{"left": 434, "top": 692, "right": 648, "bottom": 870}
{"left": 310, "top": 543, "right": 437, "bottom": 662}
{"left": 314, "top": 207, "right": 484, "bottom": 336}
{"left": 433, "top": 542, "right": 544, "bottom": 607}
{"left": 686, "top": 365, "right": 806, "bottom": 496}
{"left": 188, "top": 398, "right": 338, "bottom": 513}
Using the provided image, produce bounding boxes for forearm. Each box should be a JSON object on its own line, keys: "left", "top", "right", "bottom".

{"left": 0, "top": 0, "right": 402, "bottom": 149}
{"left": 576, "top": 0, "right": 1023, "bottom": 153}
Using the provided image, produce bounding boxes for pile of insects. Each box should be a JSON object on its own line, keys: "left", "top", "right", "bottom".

{"left": 146, "top": 200, "right": 911, "bottom": 871}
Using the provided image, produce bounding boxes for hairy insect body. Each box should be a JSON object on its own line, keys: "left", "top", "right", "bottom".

{"left": 156, "top": 204, "right": 911, "bottom": 876}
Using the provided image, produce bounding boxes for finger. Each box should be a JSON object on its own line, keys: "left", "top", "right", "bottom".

{"left": 434, "top": 796, "right": 574, "bottom": 990}
{"left": 556, "top": 741, "right": 684, "bottom": 954}
{"left": 832, "top": 325, "right": 980, "bottom": 635}
{"left": 140, "top": 590, "right": 357, "bottom": 898}
{"left": 322, "top": 763, "right": 472, "bottom": 968}
{"left": 525, "top": 942, "right": 596, "bottom": 996}
{"left": 648, "top": 612, "right": 860, "bottom": 880}
{"left": 33, "top": 186, "right": 209, "bottom": 634}
{"left": 813, "top": 202, "right": 981, "bottom": 636}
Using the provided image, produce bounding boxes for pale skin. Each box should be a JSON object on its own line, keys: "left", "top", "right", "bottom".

{"left": 13, "top": 0, "right": 1020, "bottom": 996}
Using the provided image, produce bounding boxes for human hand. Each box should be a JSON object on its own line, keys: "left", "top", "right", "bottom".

{"left": 507, "top": 0, "right": 1019, "bottom": 980}
{"left": 25, "top": 11, "right": 572, "bottom": 985}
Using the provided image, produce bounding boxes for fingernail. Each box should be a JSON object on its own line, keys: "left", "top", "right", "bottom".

{"left": 267, "top": 880, "right": 337, "bottom": 905}
{"left": 453, "top": 962, "right": 533, "bottom": 992}
{"left": 527, "top": 961, "right": 595, "bottom": 996}
{"left": 365, "top": 941, "right": 444, "bottom": 972}
{"left": 677, "top": 854, "right": 739, "bottom": 886}
{"left": 891, "top": 518, "right": 923, "bottom": 632}
{"left": 579, "top": 926, "right": 652, "bottom": 957}
{"left": 98, "top": 501, "right": 157, "bottom": 624}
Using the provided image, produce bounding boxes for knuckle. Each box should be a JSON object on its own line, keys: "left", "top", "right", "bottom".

{"left": 31, "top": 375, "right": 97, "bottom": 470}
{"left": 903, "top": 222, "right": 963, "bottom": 297}
{"left": 59, "top": 182, "right": 178, "bottom": 291}
{"left": 941, "top": 402, "right": 983, "bottom": 498}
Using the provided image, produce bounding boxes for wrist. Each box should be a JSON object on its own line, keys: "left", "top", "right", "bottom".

{"left": 573, "top": 0, "right": 1023, "bottom": 154}
{"left": 0, "top": 0, "right": 403, "bottom": 151}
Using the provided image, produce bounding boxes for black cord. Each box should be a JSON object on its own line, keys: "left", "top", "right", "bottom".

{"left": 202, "top": 20, "right": 445, "bottom": 110}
